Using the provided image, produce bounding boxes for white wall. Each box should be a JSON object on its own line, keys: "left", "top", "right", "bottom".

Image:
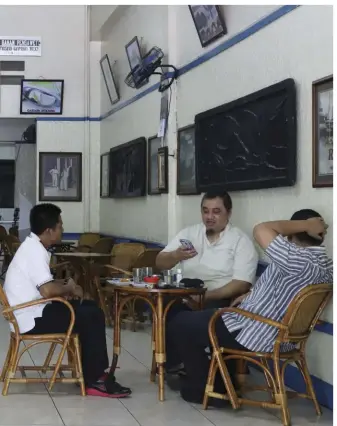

{"left": 99, "top": 5, "right": 333, "bottom": 385}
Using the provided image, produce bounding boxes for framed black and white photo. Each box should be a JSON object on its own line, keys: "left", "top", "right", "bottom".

{"left": 189, "top": 6, "right": 227, "bottom": 48}
{"left": 100, "top": 152, "right": 110, "bottom": 198}
{"left": 125, "top": 36, "right": 148, "bottom": 87}
{"left": 39, "top": 152, "right": 82, "bottom": 202}
{"left": 177, "top": 125, "right": 200, "bottom": 195}
{"left": 100, "top": 54, "right": 119, "bottom": 105}
{"left": 312, "top": 75, "right": 333, "bottom": 188}
{"left": 20, "top": 79, "right": 64, "bottom": 115}
{"left": 158, "top": 146, "right": 168, "bottom": 193}
{"left": 148, "top": 135, "right": 161, "bottom": 195}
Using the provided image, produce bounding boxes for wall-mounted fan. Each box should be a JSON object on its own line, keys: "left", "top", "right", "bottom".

{"left": 125, "top": 47, "right": 178, "bottom": 92}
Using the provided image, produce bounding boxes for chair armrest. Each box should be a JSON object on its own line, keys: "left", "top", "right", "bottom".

{"left": 103, "top": 264, "right": 132, "bottom": 277}
{"left": 209, "top": 307, "right": 288, "bottom": 332}
{"left": 50, "top": 261, "right": 71, "bottom": 269}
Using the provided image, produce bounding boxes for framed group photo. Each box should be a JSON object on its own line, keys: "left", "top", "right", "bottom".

{"left": 312, "top": 75, "right": 333, "bottom": 188}
{"left": 189, "top": 5, "right": 227, "bottom": 48}
{"left": 39, "top": 152, "right": 82, "bottom": 202}
{"left": 177, "top": 125, "right": 200, "bottom": 195}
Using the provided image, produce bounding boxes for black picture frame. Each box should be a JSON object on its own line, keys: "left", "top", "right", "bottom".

{"left": 189, "top": 6, "right": 227, "bottom": 48}
{"left": 148, "top": 135, "right": 161, "bottom": 195}
{"left": 39, "top": 152, "right": 82, "bottom": 202}
{"left": 158, "top": 146, "right": 168, "bottom": 193}
{"left": 100, "top": 54, "right": 119, "bottom": 105}
{"left": 100, "top": 152, "right": 110, "bottom": 198}
{"left": 20, "top": 79, "right": 64, "bottom": 115}
{"left": 109, "top": 137, "right": 147, "bottom": 198}
{"left": 195, "top": 78, "right": 297, "bottom": 192}
{"left": 125, "top": 36, "right": 148, "bottom": 87}
{"left": 312, "top": 75, "right": 333, "bottom": 188}
{"left": 177, "top": 124, "right": 200, "bottom": 195}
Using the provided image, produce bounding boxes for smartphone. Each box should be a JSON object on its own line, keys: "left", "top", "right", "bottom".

{"left": 179, "top": 239, "right": 195, "bottom": 251}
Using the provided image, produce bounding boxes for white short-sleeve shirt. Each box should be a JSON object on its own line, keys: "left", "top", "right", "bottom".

{"left": 162, "top": 223, "right": 258, "bottom": 291}
{"left": 4, "top": 232, "right": 53, "bottom": 333}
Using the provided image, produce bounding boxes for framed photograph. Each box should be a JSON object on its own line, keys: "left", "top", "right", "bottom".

{"left": 312, "top": 75, "right": 333, "bottom": 188}
{"left": 148, "top": 135, "right": 161, "bottom": 195}
{"left": 109, "top": 137, "right": 147, "bottom": 198}
{"left": 100, "top": 152, "right": 110, "bottom": 198}
{"left": 189, "top": 6, "right": 227, "bottom": 48}
{"left": 39, "top": 152, "right": 82, "bottom": 202}
{"left": 125, "top": 36, "right": 148, "bottom": 87}
{"left": 177, "top": 125, "right": 200, "bottom": 195}
{"left": 158, "top": 147, "right": 168, "bottom": 193}
{"left": 100, "top": 54, "right": 119, "bottom": 105}
{"left": 20, "top": 79, "right": 64, "bottom": 115}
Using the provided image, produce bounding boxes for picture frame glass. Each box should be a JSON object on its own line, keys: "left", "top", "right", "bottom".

{"left": 148, "top": 137, "right": 161, "bottom": 194}
{"left": 39, "top": 153, "right": 82, "bottom": 202}
{"left": 313, "top": 78, "right": 333, "bottom": 187}
{"left": 21, "top": 79, "right": 64, "bottom": 115}
{"left": 100, "top": 153, "right": 110, "bottom": 197}
{"left": 177, "top": 126, "right": 198, "bottom": 194}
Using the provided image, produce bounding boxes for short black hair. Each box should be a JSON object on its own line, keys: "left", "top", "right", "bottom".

{"left": 30, "top": 203, "right": 62, "bottom": 236}
{"left": 201, "top": 190, "right": 232, "bottom": 211}
{"left": 290, "top": 209, "right": 323, "bottom": 246}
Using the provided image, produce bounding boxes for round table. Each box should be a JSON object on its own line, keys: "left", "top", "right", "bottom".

{"left": 103, "top": 283, "right": 206, "bottom": 401}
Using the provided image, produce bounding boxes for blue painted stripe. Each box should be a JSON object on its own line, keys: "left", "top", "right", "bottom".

{"left": 35, "top": 5, "right": 299, "bottom": 123}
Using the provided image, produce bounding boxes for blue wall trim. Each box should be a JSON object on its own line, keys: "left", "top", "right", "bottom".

{"left": 36, "top": 5, "right": 299, "bottom": 123}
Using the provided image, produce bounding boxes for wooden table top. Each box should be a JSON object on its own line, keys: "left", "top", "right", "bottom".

{"left": 103, "top": 283, "right": 206, "bottom": 296}
{"left": 54, "top": 252, "right": 111, "bottom": 258}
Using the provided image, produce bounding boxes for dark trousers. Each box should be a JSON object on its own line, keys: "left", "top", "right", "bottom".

{"left": 165, "top": 298, "right": 230, "bottom": 368}
{"left": 167, "top": 309, "right": 246, "bottom": 397}
{"left": 26, "top": 300, "right": 109, "bottom": 386}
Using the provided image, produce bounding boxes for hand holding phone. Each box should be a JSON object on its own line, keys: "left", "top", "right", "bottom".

{"left": 177, "top": 239, "right": 197, "bottom": 261}
{"left": 179, "top": 239, "right": 195, "bottom": 251}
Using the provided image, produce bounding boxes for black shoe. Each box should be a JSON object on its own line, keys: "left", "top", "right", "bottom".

{"left": 180, "top": 386, "right": 228, "bottom": 408}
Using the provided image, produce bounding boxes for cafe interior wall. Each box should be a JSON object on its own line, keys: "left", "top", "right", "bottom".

{"left": 99, "top": 5, "right": 333, "bottom": 386}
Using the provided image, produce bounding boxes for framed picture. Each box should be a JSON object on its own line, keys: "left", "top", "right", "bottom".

{"left": 39, "top": 152, "right": 82, "bottom": 202}
{"left": 100, "top": 54, "right": 119, "bottom": 105}
{"left": 177, "top": 125, "right": 200, "bottom": 195}
{"left": 158, "top": 147, "right": 168, "bottom": 193}
{"left": 189, "top": 6, "right": 227, "bottom": 48}
{"left": 148, "top": 135, "right": 161, "bottom": 195}
{"left": 125, "top": 36, "right": 148, "bottom": 87}
{"left": 312, "top": 75, "right": 333, "bottom": 188}
{"left": 109, "top": 137, "right": 147, "bottom": 198}
{"left": 20, "top": 79, "right": 64, "bottom": 115}
{"left": 100, "top": 152, "right": 110, "bottom": 198}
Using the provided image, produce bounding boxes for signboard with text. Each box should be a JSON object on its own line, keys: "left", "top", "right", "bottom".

{"left": 0, "top": 36, "right": 41, "bottom": 56}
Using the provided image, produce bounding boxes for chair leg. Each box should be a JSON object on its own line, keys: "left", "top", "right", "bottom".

{"left": 261, "top": 358, "right": 275, "bottom": 402}
{"left": 42, "top": 343, "right": 57, "bottom": 374}
{"left": 67, "top": 340, "right": 76, "bottom": 378}
{"left": 296, "top": 358, "right": 322, "bottom": 416}
{"left": 274, "top": 359, "right": 291, "bottom": 426}
{"left": 2, "top": 339, "right": 20, "bottom": 396}
{"left": 73, "top": 336, "right": 86, "bottom": 396}
{"left": 0, "top": 336, "right": 13, "bottom": 382}
{"left": 150, "top": 321, "right": 157, "bottom": 382}
{"left": 203, "top": 353, "right": 217, "bottom": 409}
{"left": 48, "top": 339, "right": 69, "bottom": 392}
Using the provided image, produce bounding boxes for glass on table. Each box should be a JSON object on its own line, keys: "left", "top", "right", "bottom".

{"left": 133, "top": 268, "right": 143, "bottom": 284}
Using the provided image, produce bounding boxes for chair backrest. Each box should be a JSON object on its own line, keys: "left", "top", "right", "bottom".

{"left": 0, "top": 225, "right": 7, "bottom": 236}
{"left": 78, "top": 232, "right": 101, "bottom": 248}
{"left": 92, "top": 237, "right": 114, "bottom": 254}
{"left": 111, "top": 243, "right": 146, "bottom": 271}
{"left": 280, "top": 283, "right": 332, "bottom": 341}
{"left": 0, "top": 283, "right": 19, "bottom": 334}
{"left": 3, "top": 235, "right": 20, "bottom": 256}
{"left": 133, "top": 248, "right": 162, "bottom": 273}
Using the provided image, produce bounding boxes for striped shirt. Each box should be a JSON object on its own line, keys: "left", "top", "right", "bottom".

{"left": 222, "top": 235, "right": 333, "bottom": 352}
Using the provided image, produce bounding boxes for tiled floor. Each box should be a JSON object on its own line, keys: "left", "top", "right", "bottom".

{"left": 0, "top": 316, "right": 333, "bottom": 426}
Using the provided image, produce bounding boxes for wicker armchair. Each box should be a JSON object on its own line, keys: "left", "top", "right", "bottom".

{"left": 0, "top": 283, "right": 85, "bottom": 396}
{"left": 75, "top": 232, "right": 101, "bottom": 253}
{"left": 204, "top": 283, "right": 332, "bottom": 426}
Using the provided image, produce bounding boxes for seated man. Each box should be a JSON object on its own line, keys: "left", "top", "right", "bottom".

{"left": 156, "top": 190, "right": 258, "bottom": 372}
{"left": 167, "top": 209, "right": 332, "bottom": 403}
{"left": 4, "top": 203, "right": 131, "bottom": 399}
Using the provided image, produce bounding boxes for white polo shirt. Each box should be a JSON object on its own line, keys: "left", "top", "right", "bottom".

{"left": 162, "top": 223, "right": 258, "bottom": 291}
{"left": 4, "top": 233, "right": 53, "bottom": 333}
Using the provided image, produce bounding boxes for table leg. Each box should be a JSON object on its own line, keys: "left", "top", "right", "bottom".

{"left": 110, "top": 290, "right": 121, "bottom": 374}
{"left": 155, "top": 292, "right": 165, "bottom": 401}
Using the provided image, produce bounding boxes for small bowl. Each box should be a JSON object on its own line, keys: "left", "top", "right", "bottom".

{"left": 143, "top": 276, "right": 160, "bottom": 284}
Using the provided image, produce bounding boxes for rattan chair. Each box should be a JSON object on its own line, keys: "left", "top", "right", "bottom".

{"left": 204, "top": 283, "right": 332, "bottom": 426}
{"left": 75, "top": 232, "right": 101, "bottom": 252}
{"left": 0, "top": 285, "right": 85, "bottom": 396}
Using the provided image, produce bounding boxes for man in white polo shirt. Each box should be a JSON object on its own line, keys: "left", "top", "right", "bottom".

{"left": 4, "top": 203, "right": 131, "bottom": 399}
{"left": 156, "top": 190, "right": 258, "bottom": 371}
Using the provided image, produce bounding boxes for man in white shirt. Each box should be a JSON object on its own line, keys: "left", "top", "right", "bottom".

{"left": 4, "top": 203, "right": 131, "bottom": 399}
{"left": 156, "top": 190, "right": 258, "bottom": 371}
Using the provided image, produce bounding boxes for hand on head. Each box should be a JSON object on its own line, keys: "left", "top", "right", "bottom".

{"left": 306, "top": 217, "right": 328, "bottom": 241}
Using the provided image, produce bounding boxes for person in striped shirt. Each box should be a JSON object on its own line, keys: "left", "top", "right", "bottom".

{"left": 166, "top": 209, "right": 332, "bottom": 404}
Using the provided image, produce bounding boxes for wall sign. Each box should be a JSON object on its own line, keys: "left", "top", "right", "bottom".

{"left": 0, "top": 36, "right": 41, "bottom": 56}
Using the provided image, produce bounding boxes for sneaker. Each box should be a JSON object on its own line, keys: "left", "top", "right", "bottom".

{"left": 87, "top": 374, "right": 131, "bottom": 399}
